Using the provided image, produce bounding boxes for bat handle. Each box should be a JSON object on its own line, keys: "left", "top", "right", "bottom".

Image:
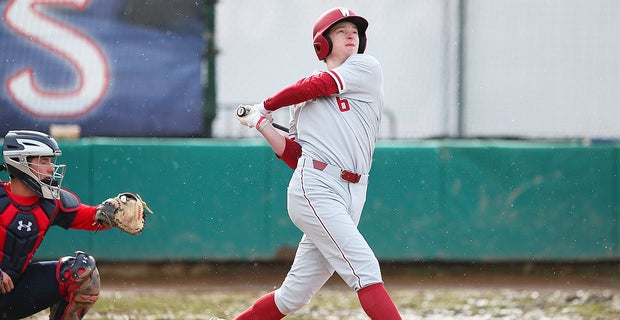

{"left": 272, "top": 123, "right": 289, "bottom": 133}
{"left": 236, "top": 106, "right": 249, "bottom": 117}
{"left": 236, "top": 105, "right": 289, "bottom": 133}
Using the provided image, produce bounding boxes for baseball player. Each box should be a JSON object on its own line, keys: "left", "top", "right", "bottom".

{"left": 0, "top": 130, "right": 149, "bottom": 319}
{"left": 213, "top": 7, "right": 401, "bottom": 320}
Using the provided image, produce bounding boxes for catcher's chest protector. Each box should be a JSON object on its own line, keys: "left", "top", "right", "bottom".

{"left": 0, "top": 187, "right": 56, "bottom": 278}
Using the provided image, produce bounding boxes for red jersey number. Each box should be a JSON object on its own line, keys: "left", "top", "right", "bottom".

{"left": 336, "top": 97, "right": 350, "bottom": 112}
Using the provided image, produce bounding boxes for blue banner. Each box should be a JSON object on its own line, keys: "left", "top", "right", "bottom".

{"left": 0, "top": 0, "right": 205, "bottom": 137}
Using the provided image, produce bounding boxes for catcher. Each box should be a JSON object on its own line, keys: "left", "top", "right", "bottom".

{"left": 0, "top": 130, "right": 152, "bottom": 319}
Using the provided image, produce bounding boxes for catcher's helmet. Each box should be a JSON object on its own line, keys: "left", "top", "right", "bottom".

{"left": 2, "top": 130, "right": 65, "bottom": 199}
{"left": 313, "top": 7, "right": 368, "bottom": 60}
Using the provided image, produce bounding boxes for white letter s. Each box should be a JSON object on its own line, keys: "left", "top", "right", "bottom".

{"left": 4, "top": 0, "right": 109, "bottom": 118}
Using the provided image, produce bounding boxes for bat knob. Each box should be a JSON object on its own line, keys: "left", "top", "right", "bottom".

{"left": 236, "top": 106, "right": 248, "bottom": 117}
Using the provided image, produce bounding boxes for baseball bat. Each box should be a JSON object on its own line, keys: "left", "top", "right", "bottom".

{"left": 236, "top": 106, "right": 289, "bottom": 133}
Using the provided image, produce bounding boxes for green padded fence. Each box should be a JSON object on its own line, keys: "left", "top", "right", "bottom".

{"left": 1, "top": 138, "right": 616, "bottom": 262}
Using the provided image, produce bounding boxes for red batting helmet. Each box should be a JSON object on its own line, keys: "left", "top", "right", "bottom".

{"left": 313, "top": 7, "right": 368, "bottom": 60}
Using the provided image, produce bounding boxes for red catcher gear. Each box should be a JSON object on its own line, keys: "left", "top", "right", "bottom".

{"left": 51, "top": 251, "right": 100, "bottom": 320}
{"left": 312, "top": 7, "right": 368, "bottom": 60}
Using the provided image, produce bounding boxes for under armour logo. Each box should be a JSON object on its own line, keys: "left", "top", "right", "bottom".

{"left": 17, "top": 220, "right": 33, "bottom": 232}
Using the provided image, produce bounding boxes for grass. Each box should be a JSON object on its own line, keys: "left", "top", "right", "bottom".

{"left": 24, "top": 286, "right": 620, "bottom": 320}
{"left": 23, "top": 261, "right": 620, "bottom": 319}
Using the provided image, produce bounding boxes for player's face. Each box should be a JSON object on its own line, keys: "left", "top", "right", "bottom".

{"left": 327, "top": 21, "right": 359, "bottom": 61}
{"left": 28, "top": 156, "right": 55, "bottom": 180}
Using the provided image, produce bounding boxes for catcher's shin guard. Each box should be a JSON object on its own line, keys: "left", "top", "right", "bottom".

{"left": 50, "top": 251, "right": 100, "bottom": 320}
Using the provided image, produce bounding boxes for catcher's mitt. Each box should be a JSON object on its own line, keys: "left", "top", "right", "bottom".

{"left": 95, "top": 192, "right": 153, "bottom": 235}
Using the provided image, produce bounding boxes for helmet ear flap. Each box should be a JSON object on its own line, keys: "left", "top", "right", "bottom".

{"left": 358, "top": 36, "right": 367, "bottom": 54}
{"left": 313, "top": 35, "right": 332, "bottom": 61}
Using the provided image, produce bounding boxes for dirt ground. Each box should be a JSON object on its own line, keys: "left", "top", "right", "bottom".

{"left": 26, "top": 261, "right": 620, "bottom": 319}
{"left": 98, "top": 260, "right": 620, "bottom": 290}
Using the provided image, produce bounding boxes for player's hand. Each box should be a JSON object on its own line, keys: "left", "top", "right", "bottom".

{"left": 255, "top": 102, "right": 272, "bottom": 116}
{"left": 236, "top": 104, "right": 271, "bottom": 131}
{"left": 0, "top": 269, "right": 14, "bottom": 294}
{"left": 252, "top": 102, "right": 273, "bottom": 124}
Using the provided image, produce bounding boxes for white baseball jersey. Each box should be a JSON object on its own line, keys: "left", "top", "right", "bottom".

{"left": 274, "top": 54, "right": 386, "bottom": 314}
{"left": 290, "top": 54, "right": 383, "bottom": 175}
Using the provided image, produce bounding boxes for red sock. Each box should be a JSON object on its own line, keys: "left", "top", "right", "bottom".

{"left": 234, "top": 291, "right": 285, "bottom": 320}
{"left": 357, "top": 283, "right": 402, "bottom": 320}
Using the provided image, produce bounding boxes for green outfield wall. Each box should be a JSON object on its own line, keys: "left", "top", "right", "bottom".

{"left": 9, "top": 138, "right": 616, "bottom": 262}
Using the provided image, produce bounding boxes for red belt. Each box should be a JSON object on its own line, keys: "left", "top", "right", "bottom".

{"left": 310, "top": 159, "right": 368, "bottom": 184}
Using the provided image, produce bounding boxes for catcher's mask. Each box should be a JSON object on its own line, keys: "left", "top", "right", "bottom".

{"left": 313, "top": 7, "right": 368, "bottom": 60}
{"left": 2, "top": 130, "right": 65, "bottom": 199}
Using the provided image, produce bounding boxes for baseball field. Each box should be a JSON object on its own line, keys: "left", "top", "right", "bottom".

{"left": 24, "top": 261, "right": 620, "bottom": 320}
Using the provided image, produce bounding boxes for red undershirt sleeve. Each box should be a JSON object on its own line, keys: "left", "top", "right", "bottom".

{"left": 263, "top": 71, "right": 340, "bottom": 111}
{"left": 277, "top": 137, "right": 302, "bottom": 169}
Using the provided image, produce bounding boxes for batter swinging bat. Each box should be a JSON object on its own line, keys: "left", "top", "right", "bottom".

{"left": 236, "top": 106, "right": 289, "bottom": 133}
